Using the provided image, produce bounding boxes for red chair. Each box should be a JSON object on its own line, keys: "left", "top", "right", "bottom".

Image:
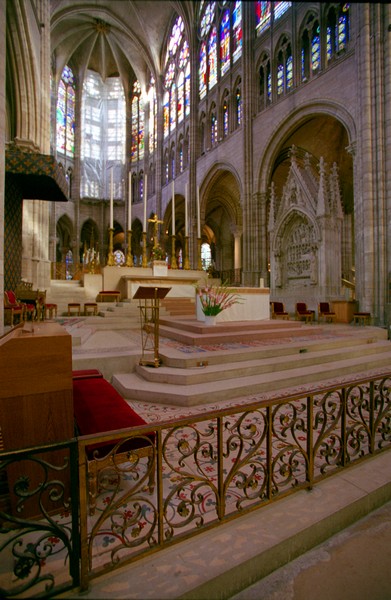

{"left": 4, "top": 291, "right": 25, "bottom": 326}
{"left": 271, "top": 301, "right": 289, "bottom": 320}
{"left": 296, "top": 302, "right": 315, "bottom": 323}
{"left": 318, "top": 302, "right": 336, "bottom": 323}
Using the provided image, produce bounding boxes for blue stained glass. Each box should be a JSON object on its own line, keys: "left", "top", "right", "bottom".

{"left": 220, "top": 9, "right": 230, "bottom": 77}
{"left": 338, "top": 14, "right": 347, "bottom": 50}
{"left": 274, "top": 1, "right": 291, "bottom": 21}
{"left": 286, "top": 55, "right": 293, "bottom": 89}
{"left": 223, "top": 101, "right": 228, "bottom": 136}
{"left": 326, "top": 27, "right": 332, "bottom": 62}
{"left": 277, "top": 63, "right": 284, "bottom": 95}
{"left": 208, "top": 27, "right": 217, "bottom": 90}
{"left": 311, "top": 32, "right": 320, "bottom": 72}
{"left": 200, "top": 1, "right": 215, "bottom": 37}
{"left": 232, "top": 1, "right": 242, "bottom": 63}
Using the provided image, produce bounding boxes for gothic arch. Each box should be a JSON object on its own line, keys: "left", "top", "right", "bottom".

{"left": 256, "top": 100, "right": 356, "bottom": 194}
{"left": 56, "top": 214, "right": 74, "bottom": 263}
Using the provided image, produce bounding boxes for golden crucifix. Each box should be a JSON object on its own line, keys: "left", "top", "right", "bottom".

{"left": 148, "top": 213, "right": 164, "bottom": 248}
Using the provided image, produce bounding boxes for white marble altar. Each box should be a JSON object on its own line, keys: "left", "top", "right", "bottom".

{"left": 196, "top": 287, "right": 270, "bottom": 322}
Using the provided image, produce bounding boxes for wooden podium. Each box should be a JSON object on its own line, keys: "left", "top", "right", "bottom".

{"left": 0, "top": 322, "right": 74, "bottom": 517}
{"left": 133, "top": 286, "right": 171, "bottom": 368}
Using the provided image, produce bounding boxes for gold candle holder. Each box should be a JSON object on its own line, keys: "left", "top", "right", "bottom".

{"left": 171, "top": 235, "right": 178, "bottom": 269}
{"left": 184, "top": 236, "right": 190, "bottom": 270}
{"left": 107, "top": 227, "right": 115, "bottom": 266}
{"left": 197, "top": 237, "right": 202, "bottom": 270}
{"left": 142, "top": 231, "right": 148, "bottom": 268}
{"left": 126, "top": 230, "right": 133, "bottom": 267}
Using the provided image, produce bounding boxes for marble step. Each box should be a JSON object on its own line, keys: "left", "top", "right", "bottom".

{"left": 112, "top": 346, "right": 391, "bottom": 406}
{"left": 135, "top": 340, "right": 391, "bottom": 386}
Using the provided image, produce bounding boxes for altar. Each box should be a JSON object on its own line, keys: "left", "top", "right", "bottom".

{"left": 196, "top": 287, "right": 270, "bottom": 322}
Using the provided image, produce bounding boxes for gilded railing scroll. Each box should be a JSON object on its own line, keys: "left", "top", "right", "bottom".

{"left": 77, "top": 373, "right": 391, "bottom": 589}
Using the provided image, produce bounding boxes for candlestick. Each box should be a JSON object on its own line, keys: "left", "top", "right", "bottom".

{"left": 110, "top": 168, "right": 114, "bottom": 229}
{"left": 172, "top": 180, "right": 175, "bottom": 235}
{"left": 143, "top": 174, "right": 147, "bottom": 232}
{"left": 128, "top": 171, "right": 132, "bottom": 231}
{"left": 185, "top": 183, "right": 188, "bottom": 236}
{"left": 197, "top": 186, "right": 201, "bottom": 238}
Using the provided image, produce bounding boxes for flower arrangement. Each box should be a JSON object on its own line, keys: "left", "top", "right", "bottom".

{"left": 197, "top": 281, "right": 242, "bottom": 316}
{"left": 150, "top": 245, "right": 166, "bottom": 262}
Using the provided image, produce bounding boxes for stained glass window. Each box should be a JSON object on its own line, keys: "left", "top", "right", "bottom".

{"left": 185, "top": 63, "right": 191, "bottom": 116}
{"left": 164, "top": 15, "right": 191, "bottom": 139}
{"left": 223, "top": 99, "right": 229, "bottom": 137}
{"left": 232, "top": 1, "right": 242, "bottom": 63}
{"left": 211, "top": 110, "right": 217, "bottom": 146}
{"left": 131, "top": 81, "right": 144, "bottom": 162}
{"left": 177, "top": 72, "right": 184, "bottom": 123}
{"left": 337, "top": 4, "right": 350, "bottom": 51}
{"left": 56, "top": 65, "right": 75, "bottom": 157}
{"left": 199, "top": 41, "right": 208, "bottom": 99}
{"left": 81, "top": 70, "right": 125, "bottom": 198}
{"left": 220, "top": 9, "right": 230, "bottom": 77}
{"left": 163, "top": 91, "right": 169, "bottom": 138}
{"left": 255, "top": 1, "right": 271, "bottom": 36}
{"left": 286, "top": 53, "right": 293, "bottom": 89}
{"left": 170, "top": 82, "right": 177, "bottom": 131}
{"left": 277, "top": 59, "right": 284, "bottom": 96}
{"left": 236, "top": 87, "right": 242, "bottom": 126}
{"left": 259, "top": 55, "right": 272, "bottom": 106}
{"left": 148, "top": 77, "right": 157, "bottom": 154}
{"left": 208, "top": 27, "right": 218, "bottom": 90}
{"left": 311, "top": 25, "right": 320, "bottom": 72}
{"left": 274, "top": 1, "right": 291, "bottom": 21}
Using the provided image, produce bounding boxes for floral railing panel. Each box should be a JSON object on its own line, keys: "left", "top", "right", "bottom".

{"left": 79, "top": 374, "right": 391, "bottom": 588}
{"left": 3, "top": 376, "right": 388, "bottom": 595}
{"left": 0, "top": 441, "right": 80, "bottom": 599}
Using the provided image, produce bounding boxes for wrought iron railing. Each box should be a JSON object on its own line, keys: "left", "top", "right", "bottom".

{"left": 0, "top": 440, "right": 80, "bottom": 598}
{"left": 1, "top": 373, "right": 391, "bottom": 596}
{"left": 77, "top": 372, "right": 391, "bottom": 590}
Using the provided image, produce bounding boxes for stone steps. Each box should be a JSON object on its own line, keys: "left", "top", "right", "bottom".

{"left": 111, "top": 321, "right": 391, "bottom": 406}
{"left": 135, "top": 339, "right": 391, "bottom": 386}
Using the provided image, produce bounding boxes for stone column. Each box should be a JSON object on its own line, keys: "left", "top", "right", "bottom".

{"left": 240, "top": 1, "right": 256, "bottom": 286}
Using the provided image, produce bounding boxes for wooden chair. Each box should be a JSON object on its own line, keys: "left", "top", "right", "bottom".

{"left": 295, "top": 302, "right": 315, "bottom": 323}
{"left": 318, "top": 302, "right": 336, "bottom": 323}
{"left": 271, "top": 301, "right": 289, "bottom": 320}
{"left": 4, "top": 291, "right": 25, "bottom": 326}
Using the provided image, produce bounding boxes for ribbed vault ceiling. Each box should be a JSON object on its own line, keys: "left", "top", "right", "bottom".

{"left": 50, "top": 1, "right": 191, "bottom": 92}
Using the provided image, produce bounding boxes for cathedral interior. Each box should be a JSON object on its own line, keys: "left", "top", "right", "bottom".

{"left": 2, "top": 1, "right": 389, "bottom": 330}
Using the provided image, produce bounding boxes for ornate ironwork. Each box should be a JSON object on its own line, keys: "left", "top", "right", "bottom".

{"left": 0, "top": 440, "right": 79, "bottom": 598}
{"left": 1, "top": 374, "right": 391, "bottom": 595}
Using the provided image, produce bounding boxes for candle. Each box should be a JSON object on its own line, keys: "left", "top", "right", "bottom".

{"left": 185, "top": 183, "right": 188, "bottom": 237}
{"left": 172, "top": 180, "right": 175, "bottom": 235}
{"left": 110, "top": 168, "right": 113, "bottom": 229}
{"left": 143, "top": 174, "right": 147, "bottom": 232}
{"left": 197, "top": 186, "right": 201, "bottom": 238}
{"left": 128, "top": 171, "right": 132, "bottom": 230}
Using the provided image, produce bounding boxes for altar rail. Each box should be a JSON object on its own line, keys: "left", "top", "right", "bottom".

{"left": 0, "top": 373, "right": 390, "bottom": 597}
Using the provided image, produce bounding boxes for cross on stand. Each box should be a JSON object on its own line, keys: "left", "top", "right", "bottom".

{"left": 148, "top": 214, "right": 164, "bottom": 249}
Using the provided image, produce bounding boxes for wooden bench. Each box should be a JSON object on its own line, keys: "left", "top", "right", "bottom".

{"left": 84, "top": 302, "right": 98, "bottom": 316}
{"left": 68, "top": 303, "right": 81, "bottom": 316}
{"left": 97, "top": 290, "right": 121, "bottom": 302}
{"left": 72, "top": 374, "right": 155, "bottom": 514}
{"left": 353, "top": 312, "right": 371, "bottom": 325}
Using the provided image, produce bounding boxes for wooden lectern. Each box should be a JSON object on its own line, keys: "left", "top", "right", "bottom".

{"left": 0, "top": 322, "right": 74, "bottom": 517}
{"left": 133, "top": 286, "right": 171, "bottom": 368}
